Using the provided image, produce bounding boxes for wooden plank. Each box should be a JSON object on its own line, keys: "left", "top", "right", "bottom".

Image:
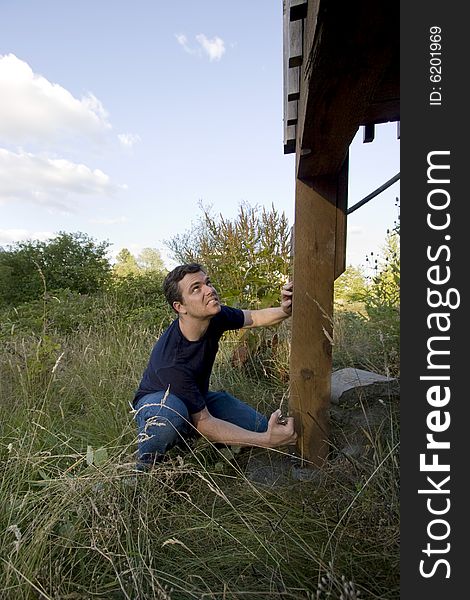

{"left": 360, "top": 102, "right": 400, "bottom": 126}
{"left": 284, "top": 124, "right": 296, "bottom": 154}
{"left": 290, "top": 0, "right": 308, "bottom": 21}
{"left": 295, "top": 0, "right": 399, "bottom": 178}
{"left": 289, "top": 19, "right": 303, "bottom": 68}
{"left": 363, "top": 123, "right": 375, "bottom": 143}
{"left": 289, "top": 176, "right": 337, "bottom": 465}
{"left": 288, "top": 66, "right": 300, "bottom": 101}
{"left": 283, "top": 0, "right": 294, "bottom": 153}
{"left": 283, "top": 1, "right": 301, "bottom": 152}
{"left": 287, "top": 99, "right": 298, "bottom": 126}
{"left": 335, "top": 154, "right": 348, "bottom": 279}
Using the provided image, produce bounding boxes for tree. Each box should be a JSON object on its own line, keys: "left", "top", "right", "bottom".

{"left": 41, "top": 232, "right": 111, "bottom": 294}
{"left": 0, "top": 232, "right": 112, "bottom": 307}
{"left": 334, "top": 265, "right": 367, "bottom": 305}
{"left": 113, "top": 248, "right": 140, "bottom": 277}
{"left": 366, "top": 228, "right": 400, "bottom": 311}
{"left": 113, "top": 247, "right": 166, "bottom": 278}
{"left": 137, "top": 248, "right": 165, "bottom": 273}
{"left": 0, "top": 243, "right": 42, "bottom": 306}
{"left": 165, "top": 202, "right": 291, "bottom": 308}
{"left": 365, "top": 197, "right": 400, "bottom": 311}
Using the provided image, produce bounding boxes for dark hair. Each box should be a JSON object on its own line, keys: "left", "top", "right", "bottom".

{"left": 163, "top": 263, "right": 205, "bottom": 310}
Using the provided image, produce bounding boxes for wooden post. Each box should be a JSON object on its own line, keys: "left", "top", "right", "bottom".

{"left": 289, "top": 173, "right": 344, "bottom": 466}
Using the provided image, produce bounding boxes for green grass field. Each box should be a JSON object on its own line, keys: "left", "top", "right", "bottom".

{"left": 0, "top": 310, "right": 399, "bottom": 600}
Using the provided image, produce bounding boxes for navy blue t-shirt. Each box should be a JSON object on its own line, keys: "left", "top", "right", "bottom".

{"left": 133, "top": 305, "right": 245, "bottom": 413}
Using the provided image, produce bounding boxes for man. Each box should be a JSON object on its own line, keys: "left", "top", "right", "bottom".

{"left": 133, "top": 263, "right": 297, "bottom": 468}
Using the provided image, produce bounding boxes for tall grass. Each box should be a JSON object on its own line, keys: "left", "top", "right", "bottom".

{"left": 0, "top": 304, "right": 399, "bottom": 599}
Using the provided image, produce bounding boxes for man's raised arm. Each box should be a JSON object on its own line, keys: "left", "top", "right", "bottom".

{"left": 242, "top": 281, "right": 293, "bottom": 328}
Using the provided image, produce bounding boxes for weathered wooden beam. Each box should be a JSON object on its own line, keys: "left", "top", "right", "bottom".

{"left": 288, "top": 66, "right": 300, "bottom": 101}
{"left": 296, "top": 0, "right": 399, "bottom": 178}
{"left": 287, "top": 100, "right": 298, "bottom": 126}
{"left": 289, "top": 175, "right": 339, "bottom": 465}
{"left": 363, "top": 123, "right": 375, "bottom": 143}
{"left": 283, "top": 0, "right": 299, "bottom": 154}
{"left": 290, "top": 0, "right": 308, "bottom": 21}
{"left": 284, "top": 125, "right": 296, "bottom": 154}
{"left": 288, "top": 19, "right": 303, "bottom": 68}
{"left": 334, "top": 154, "right": 348, "bottom": 279}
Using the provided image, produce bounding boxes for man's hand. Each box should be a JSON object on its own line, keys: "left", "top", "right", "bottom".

{"left": 281, "top": 281, "right": 293, "bottom": 316}
{"left": 264, "top": 409, "right": 297, "bottom": 448}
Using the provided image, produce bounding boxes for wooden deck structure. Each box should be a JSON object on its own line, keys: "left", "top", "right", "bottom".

{"left": 283, "top": 0, "right": 399, "bottom": 465}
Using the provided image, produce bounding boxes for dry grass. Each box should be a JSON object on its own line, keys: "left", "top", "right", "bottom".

{"left": 0, "top": 313, "right": 399, "bottom": 600}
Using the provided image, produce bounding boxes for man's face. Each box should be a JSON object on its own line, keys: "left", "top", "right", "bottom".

{"left": 174, "top": 271, "right": 221, "bottom": 318}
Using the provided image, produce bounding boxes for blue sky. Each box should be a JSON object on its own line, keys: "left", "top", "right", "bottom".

{"left": 0, "top": 0, "right": 399, "bottom": 270}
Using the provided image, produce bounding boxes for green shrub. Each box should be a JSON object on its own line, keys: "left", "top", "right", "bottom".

{"left": 166, "top": 202, "right": 291, "bottom": 309}
{"left": 0, "top": 232, "right": 112, "bottom": 307}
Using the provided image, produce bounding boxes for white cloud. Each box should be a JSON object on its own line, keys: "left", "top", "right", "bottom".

{"left": 195, "top": 34, "right": 226, "bottom": 62}
{"left": 175, "top": 33, "right": 188, "bottom": 46}
{"left": 175, "top": 33, "right": 195, "bottom": 55}
{"left": 0, "top": 228, "right": 54, "bottom": 246}
{"left": 0, "top": 55, "right": 127, "bottom": 213}
{"left": 118, "top": 133, "right": 141, "bottom": 148}
{"left": 0, "top": 148, "right": 121, "bottom": 210}
{"left": 175, "top": 33, "right": 226, "bottom": 61}
{"left": 0, "top": 53, "right": 111, "bottom": 145}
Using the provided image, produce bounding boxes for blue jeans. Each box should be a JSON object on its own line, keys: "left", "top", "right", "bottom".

{"left": 134, "top": 390, "right": 268, "bottom": 468}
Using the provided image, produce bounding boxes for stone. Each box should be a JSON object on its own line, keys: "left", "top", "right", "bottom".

{"left": 331, "top": 367, "right": 400, "bottom": 406}
{"left": 329, "top": 368, "right": 400, "bottom": 460}
{"left": 243, "top": 368, "right": 401, "bottom": 483}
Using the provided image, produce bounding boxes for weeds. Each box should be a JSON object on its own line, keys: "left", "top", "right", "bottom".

{"left": 0, "top": 292, "right": 399, "bottom": 599}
